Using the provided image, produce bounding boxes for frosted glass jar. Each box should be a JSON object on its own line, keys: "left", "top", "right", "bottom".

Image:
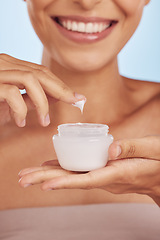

{"left": 53, "top": 123, "right": 113, "bottom": 172}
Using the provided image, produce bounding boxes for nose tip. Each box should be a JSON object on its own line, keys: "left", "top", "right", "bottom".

{"left": 73, "top": 0, "right": 102, "bottom": 10}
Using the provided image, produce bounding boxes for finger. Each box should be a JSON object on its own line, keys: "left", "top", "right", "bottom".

{"left": 108, "top": 135, "right": 160, "bottom": 160}
{"left": 0, "top": 70, "right": 50, "bottom": 126}
{"left": 0, "top": 54, "right": 86, "bottom": 104}
{"left": 41, "top": 160, "right": 60, "bottom": 167}
{"left": 19, "top": 167, "right": 71, "bottom": 187}
{"left": 41, "top": 166, "right": 117, "bottom": 191}
{"left": 0, "top": 84, "right": 27, "bottom": 127}
{"left": 18, "top": 165, "right": 58, "bottom": 178}
{"left": 35, "top": 68, "right": 86, "bottom": 104}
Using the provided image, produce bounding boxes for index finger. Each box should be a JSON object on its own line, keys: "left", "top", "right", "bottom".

{"left": 0, "top": 54, "right": 85, "bottom": 104}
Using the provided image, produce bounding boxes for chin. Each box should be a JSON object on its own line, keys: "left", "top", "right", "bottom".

{"left": 63, "top": 60, "right": 106, "bottom": 72}
{"left": 52, "top": 50, "right": 111, "bottom": 73}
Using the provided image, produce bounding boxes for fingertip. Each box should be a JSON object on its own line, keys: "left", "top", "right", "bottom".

{"left": 74, "top": 92, "right": 86, "bottom": 101}
{"left": 16, "top": 119, "right": 26, "bottom": 127}
{"left": 108, "top": 142, "right": 122, "bottom": 160}
{"left": 41, "top": 183, "right": 53, "bottom": 191}
{"left": 40, "top": 113, "right": 50, "bottom": 127}
{"left": 18, "top": 177, "right": 25, "bottom": 187}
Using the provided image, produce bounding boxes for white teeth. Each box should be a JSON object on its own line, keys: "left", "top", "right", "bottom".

{"left": 61, "top": 20, "right": 111, "bottom": 33}
{"left": 62, "top": 21, "right": 67, "bottom": 28}
{"left": 98, "top": 23, "right": 103, "bottom": 33}
{"left": 86, "top": 23, "right": 94, "bottom": 33}
{"left": 93, "top": 23, "right": 99, "bottom": 33}
{"left": 72, "top": 21, "right": 78, "bottom": 31}
{"left": 66, "top": 20, "right": 72, "bottom": 30}
{"left": 77, "top": 22, "right": 85, "bottom": 32}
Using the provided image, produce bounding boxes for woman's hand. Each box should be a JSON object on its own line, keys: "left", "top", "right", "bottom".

{"left": 0, "top": 54, "right": 85, "bottom": 127}
{"left": 19, "top": 135, "right": 160, "bottom": 206}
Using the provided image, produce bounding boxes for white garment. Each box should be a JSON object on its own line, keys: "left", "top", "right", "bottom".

{"left": 0, "top": 203, "right": 159, "bottom": 240}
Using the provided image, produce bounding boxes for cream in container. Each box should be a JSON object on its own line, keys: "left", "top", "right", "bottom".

{"left": 53, "top": 123, "right": 113, "bottom": 172}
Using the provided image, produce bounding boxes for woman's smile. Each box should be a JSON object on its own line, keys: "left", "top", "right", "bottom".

{"left": 51, "top": 15, "right": 118, "bottom": 43}
{"left": 26, "top": 0, "right": 148, "bottom": 71}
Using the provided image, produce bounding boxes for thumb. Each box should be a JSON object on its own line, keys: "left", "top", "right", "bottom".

{"left": 108, "top": 135, "right": 160, "bottom": 161}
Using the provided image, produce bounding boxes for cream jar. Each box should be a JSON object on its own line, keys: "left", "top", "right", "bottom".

{"left": 53, "top": 123, "right": 113, "bottom": 172}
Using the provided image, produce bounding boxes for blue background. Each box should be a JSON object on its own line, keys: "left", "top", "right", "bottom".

{"left": 0, "top": 0, "right": 159, "bottom": 82}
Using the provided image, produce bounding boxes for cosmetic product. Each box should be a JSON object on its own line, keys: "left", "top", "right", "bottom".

{"left": 72, "top": 99, "right": 86, "bottom": 113}
{"left": 53, "top": 123, "right": 113, "bottom": 171}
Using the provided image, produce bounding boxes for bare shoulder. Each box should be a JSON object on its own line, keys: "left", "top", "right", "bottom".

{"left": 136, "top": 79, "right": 160, "bottom": 106}
{"left": 136, "top": 79, "right": 160, "bottom": 95}
{"left": 124, "top": 76, "right": 160, "bottom": 92}
{"left": 123, "top": 77, "right": 160, "bottom": 103}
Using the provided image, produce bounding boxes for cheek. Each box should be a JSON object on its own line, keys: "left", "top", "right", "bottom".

{"left": 114, "top": 0, "right": 145, "bottom": 15}
{"left": 27, "top": 0, "right": 53, "bottom": 45}
{"left": 28, "top": 0, "right": 53, "bottom": 9}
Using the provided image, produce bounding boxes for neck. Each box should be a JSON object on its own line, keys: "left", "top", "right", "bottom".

{"left": 42, "top": 48, "right": 132, "bottom": 127}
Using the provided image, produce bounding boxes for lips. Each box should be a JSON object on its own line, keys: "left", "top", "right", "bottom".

{"left": 51, "top": 16, "right": 118, "bottom": 44}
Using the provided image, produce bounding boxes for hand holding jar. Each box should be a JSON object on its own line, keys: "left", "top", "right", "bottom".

{"left": 19, "top": 135, "right": 160, "bottom": 207}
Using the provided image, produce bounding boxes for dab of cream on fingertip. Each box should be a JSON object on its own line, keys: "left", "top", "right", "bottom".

{"left": 72, "top": 98, "right": 86, "bottom": 114}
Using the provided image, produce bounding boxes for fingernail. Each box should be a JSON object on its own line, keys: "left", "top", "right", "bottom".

{"left": 18, "top": 170, "right": 23, "bottom": 176}
{"left": 41, "top": 114, "right": 50, "bottom": 127}
{"left": 44, "top": 188, "right": 52, "bottom": 192}
{"left": 74, "top": 92, "right": 86, "bottom": 101}
{"left": 23, "top": 183, "right": 32, "bottom": 188}
{"left": 18, "top": 168, "right": 40, "bottom": 177}
{"left": 115, "top": 145, "right": 122, "bottom": 158}
{"left": 44, "top": 114, "right": 50, "bottom": 126}
{"left": 18, "top": 119, "right": 26, "bottom": 127}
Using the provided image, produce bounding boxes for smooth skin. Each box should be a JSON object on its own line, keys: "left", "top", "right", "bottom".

{"left": 0, "top": 0, "right": 160, "bottom": 210}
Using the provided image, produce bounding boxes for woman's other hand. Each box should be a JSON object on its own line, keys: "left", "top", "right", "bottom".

{"left": 19, "top": 135, "right": 160, "bottom": 206}
{"left": 0, "top": 54, "right": 85, "bottom": 127}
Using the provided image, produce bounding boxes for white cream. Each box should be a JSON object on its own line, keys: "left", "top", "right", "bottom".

{"left": 72, "top": 99, "right": 86, "bottom": 114}
{"left": 53, "top": 123, "right": 113, "bottom": 172}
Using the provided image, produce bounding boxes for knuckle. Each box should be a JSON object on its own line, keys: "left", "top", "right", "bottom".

{"left": 7, "top": 85, "right": 19, "bottom": 96}
{"left": 33, "top": 95, "right": 48, "bottom": 114}
{"left": 61, "top": 84, "right": 70, "bottom": 93}
{"left": 25, "top": 71, "right": 37, "bottom": 84}
{"left": 41, "top": 97, "right": 49, "bottom": 111}
{"left": 58, "top": 84, "right": 71, "bottom": 101}
{"left": 0, "top": 53, "right": 8, "bottom": 59}
{"left": 15, "top": 105, "right": 28, "bottom": 119}
{"left": 40, "top": 65, "right": 50, "bottom": 73}
{"left": 60, "top": 175, "right": 70, "bottom": 189}
{"left": 124, "top": 144, "right": 136, "bottom": 158}
{"left": 86, "top": 172, "right": 96, "bottom": 189}
{"left": 56, "top": 83, "right": 69, "bottom": 101}
{"left": 34, "top": 68, "right": 43, "bottom": 76}
{"left": 0, "top": 54, "right": 9, "bottom": 64}
{"left": 20, "top": 105, "right": 27, "bottom": 117}
{"left": 33, "top": 69, "right": 47, "bottom": 83}
{"left": 41, "top": 170, "right": 47, "bottom": 179}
